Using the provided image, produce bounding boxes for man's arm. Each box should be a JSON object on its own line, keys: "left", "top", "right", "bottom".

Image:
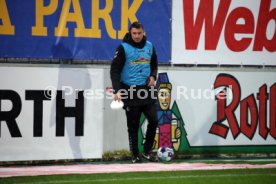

{"left": 110, "top": 45, "right": 125, "bottom": 94}
{"left": 150, "top": 46, "right": 158, "bottom": 80}
{"left": 147, "top": 46, "right": 158, "bottom": 87}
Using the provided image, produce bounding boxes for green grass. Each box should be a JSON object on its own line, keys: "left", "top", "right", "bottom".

{"left": 1, "top": 168, "right": 275, "bottom": 184}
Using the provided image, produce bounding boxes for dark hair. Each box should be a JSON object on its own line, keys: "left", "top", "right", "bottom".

{"left": 129, "top": 21, "right": 144, "bottom": 32}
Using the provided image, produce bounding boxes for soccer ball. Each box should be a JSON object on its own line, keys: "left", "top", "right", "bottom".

{"left": 157, "top": 147, "right": 174, "bottom": 161}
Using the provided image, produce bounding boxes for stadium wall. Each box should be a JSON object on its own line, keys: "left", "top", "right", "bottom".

{"left": 0, "top": 0, "right": 275, "bottom": 161}
{"left": 0, "top": 64, "right": 275, "bottom": 162}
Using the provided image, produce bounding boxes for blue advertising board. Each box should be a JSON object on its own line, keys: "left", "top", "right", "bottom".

{"left": 0, "top": 0, "right": 171, "bottom": 62}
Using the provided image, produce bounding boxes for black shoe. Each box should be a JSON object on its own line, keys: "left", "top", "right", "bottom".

{"left": 131, "top": 156, "right": 141, "bottom": 163}
{"left": 142, "top": 153, "right": 158, "bottom": 162}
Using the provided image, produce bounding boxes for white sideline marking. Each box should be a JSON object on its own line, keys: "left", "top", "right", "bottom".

{"left": 15, "top": 173, "right": 276, "bottom": 184}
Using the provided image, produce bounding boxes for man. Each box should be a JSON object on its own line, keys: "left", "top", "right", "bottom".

{"left": 110, "top": 21, "right": 158, "bottom": 163}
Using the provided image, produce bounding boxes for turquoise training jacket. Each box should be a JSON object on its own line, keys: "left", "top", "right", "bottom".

{"left": 120, "top": 41, "right": 153, "bottom": 86}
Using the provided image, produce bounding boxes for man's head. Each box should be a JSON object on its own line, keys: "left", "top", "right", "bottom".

{"left": 129, "top": 21, "right": 144, "bottom": 43}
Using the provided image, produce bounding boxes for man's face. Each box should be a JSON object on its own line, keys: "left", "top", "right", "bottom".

{"left": 130, "top": 27, "right": 144, "bottom": 43}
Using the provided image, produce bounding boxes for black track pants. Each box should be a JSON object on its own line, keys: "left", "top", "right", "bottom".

{"left": 125, "top": 103, "right": 158, "bottom": 157}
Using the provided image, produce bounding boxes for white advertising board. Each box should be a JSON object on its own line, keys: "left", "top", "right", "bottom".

{"left": 162, "top": 69, "right": 276, "bottom": 146}
{"left": 172, "top": 0, "right": 276, "bottom": 65}
{"left": 0, "top": 66, "right": 104, "bottom": 161}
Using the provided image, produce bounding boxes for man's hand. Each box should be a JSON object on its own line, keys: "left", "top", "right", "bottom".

{"left": 147, "top": 76, "right": 155, "bottom": 87}
{"left": 113, "top": 92, "right": 121, "bottom": 101}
